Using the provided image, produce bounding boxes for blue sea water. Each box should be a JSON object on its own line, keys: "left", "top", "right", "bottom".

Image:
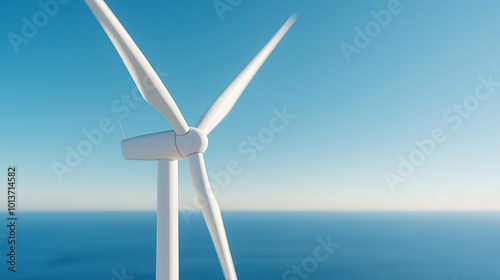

{"left": 0, "top": 212, "right": 499, "bottom": 280}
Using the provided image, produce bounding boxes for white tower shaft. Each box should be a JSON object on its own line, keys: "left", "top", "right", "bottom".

{"left": 156, "top": 160, "right": 179, "bottom": 280}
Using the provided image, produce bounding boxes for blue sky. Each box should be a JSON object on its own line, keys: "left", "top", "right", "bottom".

{"left": 1, "top": 0, "right": 500, "bottom": 211}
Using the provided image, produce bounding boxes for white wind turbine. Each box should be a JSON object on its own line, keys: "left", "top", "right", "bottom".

{"left": 85, "top": 1, "right": 296, "bottom": 279}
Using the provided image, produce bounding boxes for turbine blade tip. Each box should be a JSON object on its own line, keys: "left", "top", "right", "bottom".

{"left": 288, "top": 13, "right": 298, "bottom": 24}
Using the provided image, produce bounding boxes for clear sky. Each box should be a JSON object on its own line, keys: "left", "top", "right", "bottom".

{"left": 1, "top": 0, "right": 500, "bottom": 211}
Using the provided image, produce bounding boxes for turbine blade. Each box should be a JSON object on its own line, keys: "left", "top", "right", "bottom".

{"left": 187, "top": 153, "right": 237, "bottom": 280}
{"left": 197, "top": 14, "right": 297, "bottom": 135}
{"left": 85, "top": 0, "right": 189, "bottom": 135}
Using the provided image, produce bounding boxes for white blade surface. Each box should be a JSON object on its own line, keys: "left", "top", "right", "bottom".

{"left": 85, "top": 0, "right": 190, "bottom": 135}
{"left": 197, "top": 14, "right": 297, "bottom": 135}
{"left": 187, "top": 153, "right": 237, "bottom": 280}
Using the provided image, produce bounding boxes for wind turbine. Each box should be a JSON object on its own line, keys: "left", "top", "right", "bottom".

{"left": 85, "top": 1, "right": 296, "bottom": 279}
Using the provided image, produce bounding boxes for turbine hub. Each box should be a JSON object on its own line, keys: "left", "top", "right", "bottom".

{"left": 175, "top": 127, "right": 208, "bottom": 158}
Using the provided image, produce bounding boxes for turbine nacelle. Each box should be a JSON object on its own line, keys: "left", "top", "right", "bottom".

{"left": 121, "top": 127, "right": 208, "bottom": 161}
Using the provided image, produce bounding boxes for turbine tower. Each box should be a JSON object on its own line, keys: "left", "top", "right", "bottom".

{"left": 85, "top": 1, "right": 296, "bottom": 279}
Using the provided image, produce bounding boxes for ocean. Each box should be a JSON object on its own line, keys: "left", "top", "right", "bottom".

{"left": 0, "top": 212, "right": 498, "bottom": 279}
